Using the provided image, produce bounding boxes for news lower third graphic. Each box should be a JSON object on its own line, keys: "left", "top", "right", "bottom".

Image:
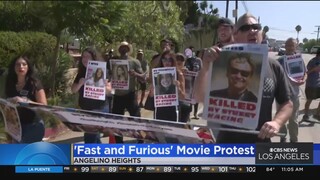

{"left": 314, "top": 144, "right": 320, "bottom": 165}
{"left": 0, "top": 143, "right": 320, "bottom": 174}
{"left": 0, "top": 142, "right": 71, "bottom": 165}
{"left": 72, "top": 144, "right": 255, "bottom": 165}
{"left": 255, "top": 143, "right": 313, "bottom": 164}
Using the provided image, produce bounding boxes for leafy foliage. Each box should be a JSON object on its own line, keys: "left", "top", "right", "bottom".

{"left": 0, "top": 31, "right": 56, "bottom": 68}
{"left": 11, "top": 1, "right": 127, "bottom": 97}
{"left": 106, "top": 1, "right": 185, "bottom": 53}
{"left": 303, "top": 39, "right": 320, "bottom": 52}
{"left": 175, "top": 1, "right": 200, "bottom": 26}
{"left": 0, "top": 1, "right": 44, "bottom": 32}
{"left": 187, "top": 1, "right": 219, "bottom": 48}
{"left": 36, "top": 50, "right": 74, "bottom": 98}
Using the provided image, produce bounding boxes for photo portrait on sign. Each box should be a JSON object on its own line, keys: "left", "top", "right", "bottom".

{"left": 155, "top": 73, "right": 176, "bottom": 95}
{"left": 112, "top": 65, "right": 128, "bottom": 81}
{"left": 203, "top": 44, "right": 268, "bottom": 130}
{"left": 284, "top": 54, "right": 306, "bottom": 81}
{"left": 210, "top": 52, "right": 262, "bottom": 103}
{"left": 288, "top": 61, "right": 304, "bottom": 74}
{"left": 110, "top": 59, "right": 130, "bottom": 90}
{"left": 84, "top": 60, "right": 107, "bottom": 100}
{"left": 86, "top": 67, "right": 105, "bottom": 87}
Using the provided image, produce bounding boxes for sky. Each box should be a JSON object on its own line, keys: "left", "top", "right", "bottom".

{"left": 209, "top": 1, "right": 319, "bottom": 41}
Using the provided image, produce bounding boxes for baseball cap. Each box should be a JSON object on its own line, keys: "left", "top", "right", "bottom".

{"left": 218, "top": 17, "right": 234, "bottom": 27}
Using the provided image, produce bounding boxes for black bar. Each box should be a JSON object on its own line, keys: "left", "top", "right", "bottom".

{"left": 1, "top": 165, "right": 320, "bottom": 177}
{"left": 256, "top": 165, "right": 320, "bottom": 174}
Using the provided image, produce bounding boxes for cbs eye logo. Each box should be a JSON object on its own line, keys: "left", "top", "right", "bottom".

{"left": 14, "top": 142, "right": 70, "bottom": 165}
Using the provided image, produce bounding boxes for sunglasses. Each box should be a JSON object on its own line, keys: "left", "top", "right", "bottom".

{"left": 229, "top": 67, "right": 251, "bottom": 77}
{"left": 238, "top": 24, "right": 262, "bottom": 32}
{"left": 161, "top": 58, "right": 173, "bottom": 63}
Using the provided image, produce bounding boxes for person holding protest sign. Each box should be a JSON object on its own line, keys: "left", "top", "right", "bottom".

{"left": 71, "top": 47, "right": 112, "bottom": 143}
{"left": 277, "top": 37, "right": 306, "bottom": 143}
{"left": 194, "top": 13, "right": 293, "bottom": 143}
{"left": 150, "top": 50, "right": 185, "bottom": 122}
{"left": 210, "top": 53, "right": 258, "bottom": 103}
{"left": 176, "top": 53, "right": 193, "bottom": 123}
{"left": 203, "top": 17, "right": 234, "bottom": 136}
{"left": 5, "top": 54, "right": 47, "bottom": 143}
{"left": 112, "top": 41, "right": 145, "bottom": 143}
{"left": 185, "top": 50, "right": 203, "bottom": 120}
{"left": 136, "top": 49, "right": 148, "bottom": 108}
{"left": 147, "top": 38, "right": 173, "bottom": 84}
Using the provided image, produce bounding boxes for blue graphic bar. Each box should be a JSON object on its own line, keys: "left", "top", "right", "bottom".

{"left": 73, "top": 144, "right": 255, "bottom": 157}
{"left": 0, "top": 142, "right": 71, "bottom": 165}
{"left": 15, "top": 166, "right": 63, "bottom": 173}
{"left": 313, "top": 144, "right": 320, "bottom": 165}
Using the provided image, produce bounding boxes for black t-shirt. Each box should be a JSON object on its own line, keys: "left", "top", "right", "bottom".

{"left": 7, "top": 79, "right": 43, "bottom": 124}
{"left": 74, "top": 72, "right": 108, "bottom": 110}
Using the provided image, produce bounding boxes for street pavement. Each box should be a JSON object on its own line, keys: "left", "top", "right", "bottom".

{"left": 49, "top": 52, "right": 320, "bottom": 144}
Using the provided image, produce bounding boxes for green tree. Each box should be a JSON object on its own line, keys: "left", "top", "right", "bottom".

{"left": 303, "top": 37, "right": 308, "bottom": 43}
{"left": 303, "top": 39, "right": 320, "bottom": 52}
{"left": 0, "top": 1, "right": 44, "bottom": 32}
{"left": 107, "top": 1, "right": 185, "bottom": 52}
{"left": 199, "top": 0, "right": 208, "bottom": 14}
{"left": 1, "top": 1, "right": 126, "bottom": 97}
{"left": 24, "top": 1, "right": 125, "bottom": 97}
{"left": 188, "top": 1, "right": 219, "bottom": 48}
{"left": 60, "top": 29, "right": 76, "bottom": 53}
{"left": 175, "top": 1, "right": 197, "bottom": 24}
{"left": 183, "top": 2, "right": 201, "bottom": 26}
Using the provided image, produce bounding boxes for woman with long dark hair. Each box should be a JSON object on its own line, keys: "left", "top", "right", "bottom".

{"left": 5, "top": 54, "right": 47, "bottom": 143}
{"left": 150, "top": 50, "right": 185, "bottom": 122}
{"left": 71, "top": 47, "right": 112, "bottom": 143}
